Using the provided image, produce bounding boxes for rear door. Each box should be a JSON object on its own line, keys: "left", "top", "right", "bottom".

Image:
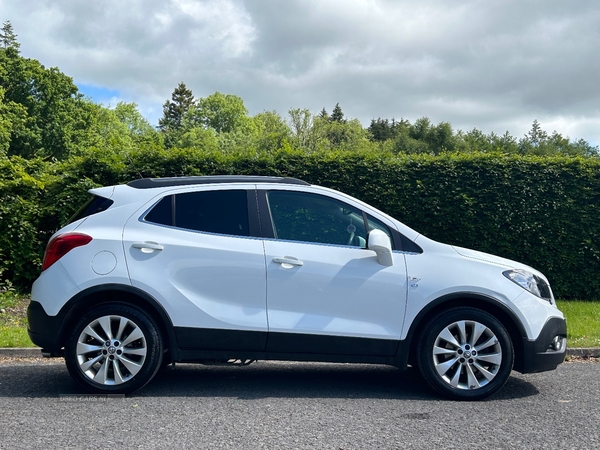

{"left": 122, "top": 185, "right": 268, "bottom": 352}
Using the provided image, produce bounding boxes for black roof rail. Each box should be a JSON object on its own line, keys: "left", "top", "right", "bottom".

{"left": 127, "top": 175, "right": 310, "bottom": 189}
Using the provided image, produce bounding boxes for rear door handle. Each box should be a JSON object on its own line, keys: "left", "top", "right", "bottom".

{"left": 273, "top": 257, "right": 303, "bottom": 267}
{"left": 132, "top": 241, "right": 164, "bottom": 252}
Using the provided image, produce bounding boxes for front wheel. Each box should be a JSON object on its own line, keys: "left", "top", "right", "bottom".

{"left": 417, "top": 307, "right": 514, "bottom": 400}
{"left": 65, "top": 304, "right": 163, "bottom": 395}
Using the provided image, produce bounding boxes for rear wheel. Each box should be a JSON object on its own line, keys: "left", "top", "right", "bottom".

{"left": 65, "top": 304, "right": 163, "bottom": 395}
{"left": 417, "top": 307, "right": 514, "bottom": 400}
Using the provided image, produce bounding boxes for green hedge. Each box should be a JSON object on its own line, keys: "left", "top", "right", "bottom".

{"left": 1, "top": 148, "right": 599, "bottom": 299}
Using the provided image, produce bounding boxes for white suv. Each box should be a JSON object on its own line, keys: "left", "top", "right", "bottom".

{"left": 28, "top": 176, "right": 567, "bottom": 400}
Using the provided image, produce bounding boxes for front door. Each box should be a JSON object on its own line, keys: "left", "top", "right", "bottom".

{"left": 261, "top": 189, "right": 407, "bottom": 356}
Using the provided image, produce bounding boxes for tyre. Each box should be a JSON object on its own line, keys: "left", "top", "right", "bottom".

{"left": 417, "top": 307, "right": 514, "bottom": 401}
{"left": 65, "top": 304, "right": 163, "bottom": 395}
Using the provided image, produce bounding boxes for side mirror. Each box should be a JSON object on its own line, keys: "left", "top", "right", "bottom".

{"left": 367, "top": 229, "right": 393, "bottom": 266}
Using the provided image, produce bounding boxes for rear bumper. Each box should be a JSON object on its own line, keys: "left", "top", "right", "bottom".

{"left": 516, "top": 317, "right": 567, "bottom": 374}
{"left": 27, "top": 300, "right": 63, "bottom": 354}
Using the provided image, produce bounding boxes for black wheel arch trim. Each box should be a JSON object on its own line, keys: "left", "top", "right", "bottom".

{"left": 400, "top": 292, "right": 528, "bottom": 369}
{"left": 53, "top": 284, "right": 177, "bottom": 358}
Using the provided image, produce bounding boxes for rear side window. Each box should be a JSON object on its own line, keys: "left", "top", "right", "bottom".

{"left": 145, "top": 190, "right": 249, "bottom": 237}
{"left": 67, "top": 195, "right": 114, "bottom": 225}
{"left": 144, "top": 195, "right": 173, "bottom": 226}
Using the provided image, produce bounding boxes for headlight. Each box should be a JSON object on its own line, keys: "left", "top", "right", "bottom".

{"left": 503, "top": 269, "right": 553, "bottom": 302}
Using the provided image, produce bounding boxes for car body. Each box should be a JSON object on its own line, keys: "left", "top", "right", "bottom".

{"left": 28, "top": 175, "right": 567, "bottom": 400}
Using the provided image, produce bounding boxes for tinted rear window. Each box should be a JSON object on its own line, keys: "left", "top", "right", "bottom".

{"left": 67, "top": 195, "right": 114, "bottom": 225}
{"left": 145, "top": 190, "right": 249, "bottom": 237}
{"left": 144, "top": 195, "right": 173, "bottom": 226}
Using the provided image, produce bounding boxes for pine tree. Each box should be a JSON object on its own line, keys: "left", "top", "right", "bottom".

{"left": 0, "top": 20, "right": 20, "bottom": 51}
{"left": 329, "top": 103, "right": 345, "bottom": 123}
{"left": 158, "top": 82, "right": 195, "bottom": 132}
{"left": 368, "top": 118, "right": 390, "bottom": 142}
{"left": 526, "top": 119, "right": 547, "bottom": 147}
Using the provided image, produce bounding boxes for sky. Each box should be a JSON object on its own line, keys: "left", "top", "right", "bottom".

{"left": 2, "top": 0, "right": 600, "bottom": 144}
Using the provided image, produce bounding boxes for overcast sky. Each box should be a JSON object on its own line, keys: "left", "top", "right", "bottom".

{"left": 2, "top": 0, "right": 599, "bottom": 144}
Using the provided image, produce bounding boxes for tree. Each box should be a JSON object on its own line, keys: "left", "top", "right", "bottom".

{"left": 368, "top": 117, "right": 410, "bottom": 143}
{"left": 322, "top": 118, "right": 370, "bottom": 150}
{"left": 429, "top": 121, "right": 455, "bottom": 154}
{"left": 569, "top": 138, "right": 599, "bottom": 157}
{"left": 252, "top": 110, "right": 290, "bottom": 152}
{"left": 526, "top": 119, "right": 547, "bottom": 147}
{"left": 158, "top": 82, "right": 194, "bottom": 133}
{"left": 113, "top": 102, "right": 163, "bottom": 149}
{"left": 519, "top": 120, "right": 569, "bottom": 156}
{"left": 0, "top": 86, "right": 28, "bottom": 155}
{"left": 318, "top": 107, "right": 329, "bottom": 120}
{"left": 0, "top": 41, "right": 91, "bottom": 159}
{"left": 493, "top": 131, "right": 519, "bottom": 154}
{"left": 368, "top": 118, "right": 390, "bottom": 142}
{"left": 174, "top": 126, "right": 219, "bottom": 150}
{"left": 410, "top": 117, "right": 432, "bottom": 142}
{"left": 288, "top": 108, "right": 314, "bottom": 149}
{"left": 329, "top": 103, "right": 345, "bottom": 123}
{"left": 73, "top": 100, "right": 135, "bottom": 153}
{"left": 393, "top": 133, "right": 429, "bottom": 154}
{"left": 369, "top": 118, "right": 395, "bottom": 142}
{"left": 186, "top": 92, "right": 250, "bottom": 134}
{"left": 0, "top": 21, "right": 19, "bottom": 51}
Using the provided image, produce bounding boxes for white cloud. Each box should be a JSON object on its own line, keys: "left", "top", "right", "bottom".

{"left": 1, "top": 0, "right": 599, "bottom": 144}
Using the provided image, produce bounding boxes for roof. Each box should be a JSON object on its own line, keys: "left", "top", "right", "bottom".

{"left": 127, "top": 175, "right": 310, "bottom": 189}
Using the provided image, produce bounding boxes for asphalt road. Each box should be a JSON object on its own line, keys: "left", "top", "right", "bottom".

{"left": 0, "top": 358, "right": 598, "bottom": 449}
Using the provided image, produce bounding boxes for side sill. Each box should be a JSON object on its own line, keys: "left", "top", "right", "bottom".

{"left": 176, "top": 349, "right": 401, "bottom": 367}
{"left": 173, "top": 327, "right": 410, "bottom": 369}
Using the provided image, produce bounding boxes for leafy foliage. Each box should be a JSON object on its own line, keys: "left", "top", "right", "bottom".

{"left": 4, "top": 147, "right": 599, "bottom": 300}
{"left": 0, "top": 27, "right": 599, "bottom": 300}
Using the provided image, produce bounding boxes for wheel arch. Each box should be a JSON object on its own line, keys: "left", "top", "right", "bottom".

{"left": 403, "top": 293, "right": 527, "bottom": 372}
{"left": 56, "top": 284, "right": 178, "bottom": 360}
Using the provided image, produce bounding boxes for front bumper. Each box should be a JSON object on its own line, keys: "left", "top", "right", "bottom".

{"left": 27, "top": 300, "right": 63, "bottom": 355}
{"left": 516, "top": 317, "right": 567, "bottom": 374}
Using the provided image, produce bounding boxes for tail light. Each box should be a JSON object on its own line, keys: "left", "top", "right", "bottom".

{"left": 42, "top": 232, "right": 93, "bottom": 271}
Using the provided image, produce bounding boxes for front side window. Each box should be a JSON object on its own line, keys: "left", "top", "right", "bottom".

{"left": 145, "top": 190, "right": 249, "bottom": 237}
{"left": 366, "top": 213, "right": 393, "bottom": 243}
{"left": 266, "top": 191, "right": 369, "bottom": 247}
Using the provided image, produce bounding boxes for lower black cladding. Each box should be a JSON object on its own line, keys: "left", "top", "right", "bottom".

{"left": 173, "top": 326, "right": 403, "bottom": 365}
{"left": 266, "top": 332, "right": 399, "bottom": 356}
{"left": 175, "top": 327, "right": 268, "bottom": 352}
{"left": 516, "top": 317, "right": 567, "bottom": 373}
{"left": 27, "top": 301, "right": 62, "bottom": 353}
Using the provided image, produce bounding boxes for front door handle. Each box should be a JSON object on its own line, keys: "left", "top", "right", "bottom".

{"left": 273, "top": 257, "right": 303, "bottom": 267}
{"left": 132, "top": 241, "right": 164, "bottom": 252}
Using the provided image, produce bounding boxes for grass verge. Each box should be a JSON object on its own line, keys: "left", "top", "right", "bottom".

{"left": 0, "top": 296, "right": 598, "bottom": 348}
{"left": 0, "top": 326, "right": 33, "bottom": 347}
{"left": 556, "top": 300, "right": 600, "bottom": 348}
{"left": 0, "top": 295, "right": 33, "bottom": 347}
